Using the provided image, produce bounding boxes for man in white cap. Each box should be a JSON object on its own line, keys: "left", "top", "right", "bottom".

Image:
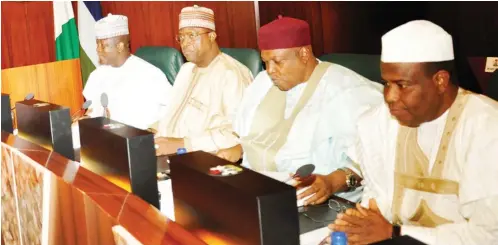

{"left": 83, "top": 14, "right": 172, "bottom": 130}
{"left": 154, "top": 5, "right": 252, "bottom": 159}
{"left": 329, "top": 20, "right": 498, "bottom": 245}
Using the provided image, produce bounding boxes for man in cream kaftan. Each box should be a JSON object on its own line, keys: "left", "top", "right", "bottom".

{"left": 157, "top": 53, "right": 252, "bottom": 152}
{"left": 330, "top": 20, "right": 498, "bottom": 245}
{"left": 155, "top": 5, "right": 252, "bottom": 157}
{"left": 351, "top": 91, "right": 498, "bottom": 244}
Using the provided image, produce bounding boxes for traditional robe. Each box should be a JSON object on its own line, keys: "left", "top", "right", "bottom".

{"left": 350, "top": 89, "right": 498, "bottom": 244}
{"left": 234, "top": 61, "right": 383, "bottom": 202}
{"left": 157, "top": 53, "right": 253, "bottom": 152}
{"left": 83, "top": 55, "right": 172, "bottom": 130}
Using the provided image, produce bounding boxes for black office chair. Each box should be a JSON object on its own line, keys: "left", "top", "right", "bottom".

{"left": 135, "top": 46, "right": 184, "bottom": 85}
{"left": 319, "top": 53, "right": 382, "bottom": 84}
{"left": 221, "top": 48, "right": 263, "bottom": 78}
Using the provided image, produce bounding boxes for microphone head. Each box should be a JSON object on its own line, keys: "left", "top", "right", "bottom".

{"left": 82, "top": 100, "right": 92, "bottom": 109}
{"left": 25, "top": 93, "right": 34, "bottom": 100}
{"left": 100, "top": 93, "right": 108, "bottom": 107}
{"left": 295, "top": 164, "right": 315, "bottom": 179}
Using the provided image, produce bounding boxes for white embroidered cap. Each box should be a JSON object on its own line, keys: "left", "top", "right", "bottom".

{"left": 179, "top": 5, "right": 215, "bottom": 31}
{"left": 95, "top": 13, "right": 129, "bottom": 39}
{"left": 381, "top": 20, "right": 454, "bottom": 63}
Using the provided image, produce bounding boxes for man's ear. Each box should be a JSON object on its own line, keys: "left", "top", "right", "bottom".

{"left": 432, "top": 70, "right": 451, "bottom": 94}
{"left": 298, "top": 47, "right": 311, "bottom": 64}
{"left": 209, "top": 32, "right": 217, "bottom": 42}
{"left": 117, "top": 42, "right": 125, "bottom": 53}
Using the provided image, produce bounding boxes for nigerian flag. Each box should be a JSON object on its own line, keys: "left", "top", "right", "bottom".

{"left": 78, "top": 1, "right": 103, "bottom": 86}
{"left": 53, "top": 1, "right": 79, "bottom": 60}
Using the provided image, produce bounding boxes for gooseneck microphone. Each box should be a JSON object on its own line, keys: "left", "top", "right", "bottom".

{"left": 101, "top": 93, "right": 110, "bottom": 118}
{"left": 10, "top": 92, "right": 35, "bottom": 110}
{"left": 71, "top": 100, "right": 92, "bottom": 122}
{"left": 24, "top": 93, "right": 34, "bottom": 100}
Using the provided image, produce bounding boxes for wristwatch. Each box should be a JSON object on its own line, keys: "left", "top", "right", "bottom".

{"left": 392, "top": 224, "right": 401, "bottom": 238}
{"left": 339, "top": 167, "right": 358, "bottom": 191}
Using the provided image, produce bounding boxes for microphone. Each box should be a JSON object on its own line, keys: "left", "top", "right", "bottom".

{"left": 283, "top": 164, "right": 316, "bottom": 183}
{"left": 101, "top": 93, "right": 110, "bottom": 118}
{"left": 71, "top": 100, "right": 92, "bottom": 122}
{"left": 24, "top": 93, "right": 34, "bottom": 100}
{"left": 10, "top": 92, "right": 35, "bottom": 110}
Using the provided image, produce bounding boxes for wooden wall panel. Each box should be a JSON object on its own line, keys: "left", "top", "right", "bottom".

{"left": 1, "top": 1, "right": 55, "bottom": 69}
{"left": 1, "top": 1, "right": 257, "bottom": 69}
{"left": 100, "top": 1, "right": 258, "bottom": 53}
{"left": 259, "top": 1, "right": 427, "bottom": 57}
{"left": 258, "top": 1, "right": 498, "bottom": 93}
{"left": 1, "top": 59, "right": 84, "bottom": 115}
{"left": 2, "top": 1, "right": 496, "bottom": 92}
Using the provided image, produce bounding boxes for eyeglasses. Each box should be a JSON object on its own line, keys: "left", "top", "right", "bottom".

{"left": 96, "top": 43, "right": 119, "bottom": 53}
{"left": 300, "top": 199, "right": 350, "bottom": 223}
{"left": 175, "top": 31, "right": 211, "bottom": 43}
{"left": 329, "top": 199, "right": 349, "bottom": 212}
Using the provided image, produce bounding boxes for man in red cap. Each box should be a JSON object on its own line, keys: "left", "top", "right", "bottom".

{"left": 224, "top": 16, "right": 383, "bottom": 204}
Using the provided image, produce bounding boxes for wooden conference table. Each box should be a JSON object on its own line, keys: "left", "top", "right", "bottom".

{"left": 1, "top": 131, "right": 206, "bottom": 245}
{"left": 1, "top": 131, "right": 424, "bottom": 245}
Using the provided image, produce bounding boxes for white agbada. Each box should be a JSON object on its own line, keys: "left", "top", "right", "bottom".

{"left": 234, "top": 62, "right": 384, "bottom": 202}
{"left": 83, "top": 55, "right": 172, "bottom": 130}
{"left": 350, "top": 92, "right": 498, "bottom": 245}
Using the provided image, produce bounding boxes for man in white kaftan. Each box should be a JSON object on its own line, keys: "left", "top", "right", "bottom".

{"left": 232, "top": 16, "right": 383, "bottom": 203}
{"left": 83, "top": 14, "right": 171, "bottom": 130}
{"left": 330, "top": 20, "right": 498, "bottom": 245}
{"left": 155, "top": 5, "right": 252, "bottom": 158}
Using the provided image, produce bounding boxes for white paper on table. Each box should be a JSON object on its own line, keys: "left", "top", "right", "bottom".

{"left": 299, "top": 226, "right": 330, "bottom": 245}
{"left": 485, "top": 57, "right": 498, "bottom": 73}
{"left": 158, "top": 179, "right": 175, "bottom": 221}
{"left": 259, "top": 171, "right": 314, "bottom": 207}
{"left": 71, "top": 121, "right": 80, "bottom": 149}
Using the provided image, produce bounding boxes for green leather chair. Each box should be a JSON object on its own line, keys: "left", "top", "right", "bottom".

{"left": 485, "top": 70, "right": 498, "bottom": 101}
{"left": 134, "top": 46, "right": 184, "bottom": 85}
{"left": 319, "top": 53, "right": 383, "bottom": 84}
{"left": 221, "top": 48, "right": 263, "bottom": 77}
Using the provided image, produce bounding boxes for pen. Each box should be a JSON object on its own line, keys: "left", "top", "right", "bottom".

{"left": 318, "top": 234, "right": 329, "bottom": 245}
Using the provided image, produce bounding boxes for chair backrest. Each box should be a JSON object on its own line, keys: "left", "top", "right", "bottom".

{"left": 134, "top": 46, "right": 184, "bottom": 85}
{"left": 485, "top": 70, "right": 498, "bottom": 101}
{"left": 220, "top": 48, "right": 263, "bottom": 77}
{"left": 319, "top": 53, "right": 382, "bottom": 84}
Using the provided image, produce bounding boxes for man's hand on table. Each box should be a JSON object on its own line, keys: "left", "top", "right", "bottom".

{"left": 294, "top": 169, "right": 352, "bottom": 206}
{"left": 294, "top": 174, "right": 334, "bottom": 205}
{"left": 215, "top": 144, "right": 243, "bottom": 163}
{"left": 326, "top": 199, "right": 392, "bottom": 245}
{"left": 154, "top": 137, "right": 185, "bottom": 156}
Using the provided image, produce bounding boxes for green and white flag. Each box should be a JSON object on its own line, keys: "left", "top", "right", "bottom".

{"left": 78, "top": 1, "right": 103, "bottom": 86}
{"left": 53, "top": 1, "right": 79, "bottom": 60}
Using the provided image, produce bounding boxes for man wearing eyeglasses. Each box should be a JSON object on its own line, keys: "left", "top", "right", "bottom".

{"left": 83, "top": 14, "right": 172, "bottom": 130}
{"left": 155, "top": 5, "right": 253, "bottom": 159}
